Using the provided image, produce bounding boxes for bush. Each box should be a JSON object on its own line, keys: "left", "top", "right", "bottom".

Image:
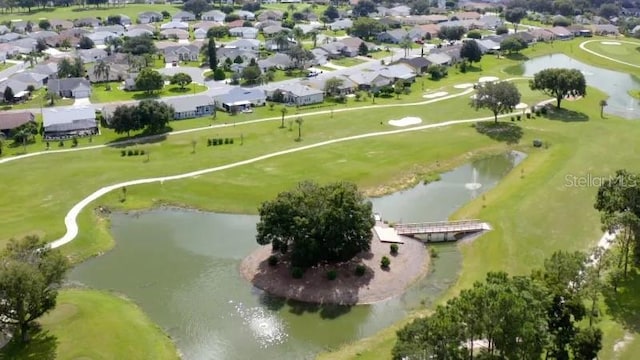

{"left": 127, "top": 149, "right": 133, "bottom": 156}
{"left": 224, "top": 138, "right": 229, "bottom": 144}
{"left": 327, "top": 269, "right": 338, "bottom": 281}
{"left": 381, "top": 256, "right": 391, "bottom": 268}
{"left": 268, "top": 255, "right": 278, "bottom": 267}
{"left": 218, "top": 138, "right": 223, "bottom": 145}
{"left": 540, "top": 107, "right": 548, "bottom": 115}
{"left": 511, "top": 116, "right": 515, "bottom": 121}
{"left": 140, "top": 150, "right": 145, "bottom": 155}
{"left": 516, "top": 115, "right": 522, "bottom": 121}
{"left": 355, "top": 264, "right": 366, "bottom": 276}
{"left": 58, "top": 141, "right": 64, "bottom": 147}
{"left": 526, "top": 112, "right": 531, "bottom": 119}
{"left": 72, "top": 137, "right": 78, "bottom": 147}
{"left": 429, "top": 247, "right": 439, "bottom": 258}
{"left": 533, "top": 139, "right": 543, "bottom": 148}
{"left": 291, "top": 266, "right": 304, "bottom": 279}
{"left": 390, "top": 244, "right": 399, "bottom": 255}
{"left": 230, "top": 138, "right": 234, "bottom": 144}
{"left": 133, "top": 149, "right": 139, "bottom": 156}
{"left": 121, "top": 150, "right": 126, "bottom": 156}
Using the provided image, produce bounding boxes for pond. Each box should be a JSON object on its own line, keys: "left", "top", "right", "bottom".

{"left": 68, "top": 152, "right": 525, "bottom": 360}
{"left": 520, "top": 53, "right": 640, "bottom": 119}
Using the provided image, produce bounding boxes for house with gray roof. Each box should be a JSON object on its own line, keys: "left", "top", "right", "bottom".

{"left": 214, "top": 87, "right": 266, "bottom": 112}
{"left": 228, "top": 27, "right": 258, "bottom": 39}
{"left": 328, "top": 19, "right": 353, "bottom": 31}
{"left": 11, "top": 71, "right": 48, "bottom": 88}
{"left": 302, "top": 75, "right": 356, "bottom": 95}
{"left": 227, "top": 38, "right": 260, "bottom": 51}
{"left": 77, "top": 48, "right": 108, "bottom": 63}
{"left": 161, "top": 21, "right": 189, "bottom": 30}
{"left": 194, "top": 28, "right": 208, "bottom": 39}
{"left": 138, "top": 11, "right": 163, "bottom": 24}
{"left": 32, "top": 62, "right": 58, "bottom": 80}
{"left": 475, "top": 38, "right": 501, "bottom": 53}
{"left": 164, "top": 94, "right": 215, "bottom": 120}
{"left": 258, "top": 53, "right": 293, "bottom": 70}
{"left": 29, "top": 31, "right": 58, "bottom": 41}
{"left": 348, "top": 71, "right": 393, "bottom": 90}
{"left": 118, "top": 14, "right": 132, "bottom": 26}
{"left": 42, "top": 107, "right": 97, "bottom": 140}
{"left": 236, "top": 10, "right": 256, "bottom": 21}
{"left": 95, "top": 25, "right": 126, "bottom": 36}
{"left": 163, "top": 44, "right": 200, "bottom": 63}
{"left": 127, "top": 28, "right": 154, "bottom": 38}
{"left": 49, "top": 19, "right": 74, "bottom": 30}
{"left": 377, "top": 29, "right": 409, "bottom": 44}
{"left": 47, "top": 78, "right": 92, "bottom": 98}
{"left": 263, "top": 25, "right": 286, "bottom": 36}
{"left": 0, "top": 33, "right": 22, "bottom": 43}
{"left": 173, "top": 11, "right": 196, "bottom": 22}
{"left": 0, "top": 25, "right": 9, "bottom": 34}
{"left": 87, "top": 31, "right": 117, "bottom": 45}
{"left": 161, "top": 28, "right": 190, "bottom": 40}
{"left": 202, "top": 10, "right": 226, "bottom": 22}
{"left": 74, "top": 17, "right": 101, "bottom": 28}
{"left": 257, "top": 10, "right": 284, "bottom": 22}
{"left": 425, "top": 52, "right": 452, "bottom": 66}
{"left": 395, "top": 57, "right": 431, "bottom": 74}
{"left": 217, "top": 47, "right": 257, "bottom": 64}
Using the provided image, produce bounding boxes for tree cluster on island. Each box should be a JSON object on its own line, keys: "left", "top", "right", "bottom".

{"left": 256, "top": 181, "right": 375, "bottom": 270}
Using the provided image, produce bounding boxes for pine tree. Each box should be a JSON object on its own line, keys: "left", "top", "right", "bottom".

{"left": 208, "top": 37, "right": 217, "bottom": 71}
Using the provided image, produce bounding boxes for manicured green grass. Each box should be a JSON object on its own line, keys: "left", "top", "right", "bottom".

{"left": 315, "top": 65, "right": 335, "bottom": 71}
{"left": 331, "top": 57, "right": 367, "bottom": 67}
{"left": 90, "top": 82, "right": 207, "bottom": 103}
{"left": 629, "top": 90, "right": 640, "bottom": 99}
{"left": 367, "top": 50, "right": 392, "bottom": 60}
{"left": 582, "top": 40, "right": 640, "bottom": 65}
{"left": 0, "top": 288, "right": 178, "bottom": 360}
{"left": 0, "top": 88, "right": 74, "bottom": 111}
{"left": 0, "top": 61, "right": 14, "bottom": 71}
{"left": 269, "top": 69, "right": 308, "bottom": 82}
{"left": 0, "top": 3, "right": 180, "bottom": 23}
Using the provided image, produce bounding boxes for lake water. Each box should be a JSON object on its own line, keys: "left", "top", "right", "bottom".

{"left": 520, "top": 53, "right": 640, "bottom": 119}
{"left": 69, "top": 152, "right": 524, "bottom": 360}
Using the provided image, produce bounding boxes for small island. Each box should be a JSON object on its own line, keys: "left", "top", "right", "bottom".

{"left": 239, "top": 181, "right": 430, "bottom": 305}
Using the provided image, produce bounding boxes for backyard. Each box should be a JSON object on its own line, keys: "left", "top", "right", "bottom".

{"left": 90, "top": 82, "right": 207, "bottom": 103}
{"left": 0, "top": 88, "right": 74, "bottom": 110}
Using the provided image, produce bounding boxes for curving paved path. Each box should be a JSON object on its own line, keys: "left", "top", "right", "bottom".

{"left": 0, "top": 87, "right": 475, "bottom": 165}
{"left": 579, "top": 39, "right": 640, "bottom": 69}
{"left": 49, "top": 112, "right": 517, "bottom": 248}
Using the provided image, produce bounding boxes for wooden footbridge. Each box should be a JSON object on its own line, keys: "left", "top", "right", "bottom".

{"left": 393, "top": 219, "right": 491, "bottom": 241}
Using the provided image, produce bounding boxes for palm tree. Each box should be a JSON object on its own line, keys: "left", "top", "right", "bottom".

{"left": 280, "top": 107, "right": 288, "bottom": 128}
{"left": 273, "top": 31, "right": 290, "bottom": 51}
{"left": 295, "top": 117, "right": 304, "bottom": 141}
{"left": 93, "top": 60, "right": 110, "bottom": 86}
{"left": 599, "top": 99, "right": 608, "bottom": 118}
{"left": 400, "top": 36, "right": 412, "bottom": 58}
{"left": 44, "top": 91, "right": 59, "bottom": 106}
{"left": 292, "top": 27, "right": 305, "bottom": 45}
{"left": 309, "top": 30, "right": 319, "bottom": 48}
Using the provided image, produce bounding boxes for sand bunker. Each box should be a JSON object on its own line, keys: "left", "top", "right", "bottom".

{"left": 479, "top": 76, "right": 499, "bottom": 83}
{"left": 601, "top": 41, "right": 622, "bottom": 45}
{"left": 422, "top": 91, "right": 448, "bottom": 99}
{"left": 454, "top": 83, "right": 475, "bottom": 89}
{"left": 388, "top": 117, "right": 422, "bottom": 127}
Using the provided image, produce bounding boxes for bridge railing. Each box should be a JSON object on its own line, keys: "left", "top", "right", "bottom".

{"left": 394, "top": 219, "right": 484, "bottom": 234}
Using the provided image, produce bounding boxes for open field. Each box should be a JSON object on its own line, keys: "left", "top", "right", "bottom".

{"left": 0, "top": 289, "right": 178, "bottom": 360}
{"left": 2, "top": 37, "right": 640, "bottom": 359}
{"left": 581, "top": 39, "right": 640, "bottom": 66}
{"left": 0, "top": 4, "right": 181, "bottom": 23}
{"left": 90, "top": 82, "right": 207, "bottom": 103}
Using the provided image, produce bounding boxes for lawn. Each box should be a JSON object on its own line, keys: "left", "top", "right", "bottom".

{"left": 331, "top": 57, "right": 367, "bottom": 67}
{"left": 0, "top": 88, "right": 74, "bottom": 111}
{"left": 582, "top": 39, "right": 640, "bottom": 66}
{"left": 0, "top": 61, "right": 14, "bottom": 71}
{"left": 269, "top": 68, "right": 308, "bottom": 82}
{"left": 367, "top": 50, "right": 392, "bottom": 60}
{"left": 90, "top": 82, "right": 207, "bottom": 103}
{"left": 0, "top": 3, "right": 181, "bottom": 23}
{"left": 0, "top": 288, "right": 178, "bottom": 360}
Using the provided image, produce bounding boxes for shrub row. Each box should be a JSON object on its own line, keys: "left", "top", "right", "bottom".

{"left": 121, "top": 149, "right": 146, "bottom": 157}
{"left": 207, "top": 138, "right": 234, "bottom": 146}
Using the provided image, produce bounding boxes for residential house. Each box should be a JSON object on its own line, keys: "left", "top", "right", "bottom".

{"left": 214, "top": 87, "right": 266, "bottom": 112}
{"left": 263, "top": 25, "right": 286, "bottom": 37}
{"left": 163, "top": 44, "right": 200, "bottom": 63}
{"left": 419, "top": 24, "right": 440, "bottom": 39}
{"left": 378, "top": 63, "right": 416, "bottom": 83}
{"left": 0, "top": 25, "right": 9, "bottom": 34}
{"left": 29, "top": 31, "right": 58, "bottom": 41}
{"left": 202, "top": 10, "right": 226, "bottom": 22}
{"left": 88, "top": 31, "right": 117, "bottom": 45}
{"left": 377, "top": 29, "right": 408, "bottom": 44}
{"left": 294, "top": 24, "right": 321, "bottom": 35}
{"left": 87, "top": 63, "right": 128, "bottom": 83}
{"left": 164, "top": 94, "right": 215, "bottom": 120}
{"left": 226, "top": 19, "right": 245, "bottom": 29}
{"left": 340, "top": 37, "right": 373, "bottom": 55}
{"left": 9, "top": 71, "right": 47, "bottom": 91}
{"left": 310, "top": 48, "right": 328, "bottom": 65}
{"left": 348, "top": 71, "right": 393, "bottom": 90}
{"left": 161, "top": 21, "right": 189, "bottom": 30}
{"left": 32, "top": 62, "right": 58, "bottom": 81}
{"left": 479, "top": 15, "right": 502, "bottom": 29}
{"left": 217, "top": 47, "right": 257, "bottom": 64}
{"left": 258, "top": 53, "right": 293, "bottom": 70}
{"left": 257, "top": 10, "right": 284, "bottom": 22}
{"left": 229, "top": 27, "right": 259, "bottom": 39}
{"left": 11, "top": 20, "right": 29, "bottom": 33}
{"left": 173, "top": 11, "right": 196, "bottom": 22}
{"left": 47, "top": 78, "right": 92, "bottom": 98}
{"left": 408, "top": 26, "right": 428, "bottom": 41}
{"left": 227, "top": 38, "right": 260, "bottom": 51}
{"left": 95, "top": 25, "right": 126, "bottom": 36}
{"left": 475, "top": 38, "right": 501, "bottom": 53}
{"left": 388, "top": 5, "right": 411, "bottom": 16}
{"left": 453, "top": 11, "right": 482, "bottom": 21}
{"left": 0, "top": 78, "right": 30, "bottom": 95}
{"left": 0, "top": 33, "right": 22, "bottom": 43}
{"left": 42, "top": 107, "right": 97, "bottom": 140}
{"left": 236, "top": 10, "right": 256, "bottom": 21}
{"left": 194, "top": 28, "right": 208, "bottom": 39}
{"left": 77, "top": 48, "right": 108, "bottom": 63}
{"left": 161, "top": 28, "right": 190, "bottom": 40}
{"left": 379, "top": 17, "right": 401, "bottom": 29}
{"left": 593, "top": 24, "right": 619, "bottom": 35}
{"left": 424, "top": 14, "right": 449, "bottom": 23}
{"left": 425, "top": 52, "right": 452, "bottom": 66}
{"left": 74, "top": 17, "right": 101, "bottom": 28}
{"left": 193, "top": 21, "right": 222, "bottom": 31}
{"left": 118, "top": 14, "right": 132, "bottom": 26}
{"left": 256, "top": 20, "right": 281, "bottom": 30}
{"left": 138, "top": 11, "right": 163, "bottom": 24}
{"left": 0, "top": 112, "right": 35, "bottom": 137}
{"left": 47, "top": 19, "right": 73, "bottom": 31}
{"left": 549, "top": 26, "right": 573, "bottom": 40}
{"left": 395, "top": 57, "right": 431, "bottom": 74}
{"left": 9, "top": 38, "right": 36, "bottom": 53}
{"left": 528, "top": 28, "right": 555, "bottom": 42}
{"left": 266, "top": 83, "right": 324, "bottom": 105}
{"left": 328, "top": 19, "right": 353, "bottom": 31}
{"left": 436, "top": 44, "right": 463, "bottom": 63}
{"left": 127, "top": 28, "right": 154, "bottom": 38}
{"left": 303, "top": 75, "right": 356, "bottom": 95}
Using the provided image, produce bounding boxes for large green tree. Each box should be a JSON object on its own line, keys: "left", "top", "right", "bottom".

{"left": 121, "top": 34, "right": 157, "bottom": 55}
{"left": 529, "top": 68, "right": 587, "bottom": 109}
{"left": 500, "top": 35, "right": 528, "bottom": 54}
{"left": 0, "top": 236, "right": 69, "bottom": 343}
{"left": 351, "top": 17, "right": 386, "bottom": 40}
{"left": 505, "top": 7, "right": 527, "bottom": 32}
{"left": 460, "top": 40, "right": 483, "bottom": 65}
{"left": 256, "top": 181, "right": 375, "bottom": 268}
{"left": 135, "top": 69, "right": 164, "bottom": 94}
{"left": 438, "top": 25, "right": 466, "bottom": 41}
{"left": 57, "top": 57, "right": 85, "bottom": 78}
{"left": 170, "top": 73, "right": 192, "bottom": 90}
{"left": 109, "top": 104, "right": 142, "bottom": 137}
{"left": 471, "top": 81, "right": 521, "bottom": 122}
{"left": 134, "top": 100, "right": 174, "bottom": 134}
{"left": 183, "top": 0, "right": 210, "bottom": 18}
